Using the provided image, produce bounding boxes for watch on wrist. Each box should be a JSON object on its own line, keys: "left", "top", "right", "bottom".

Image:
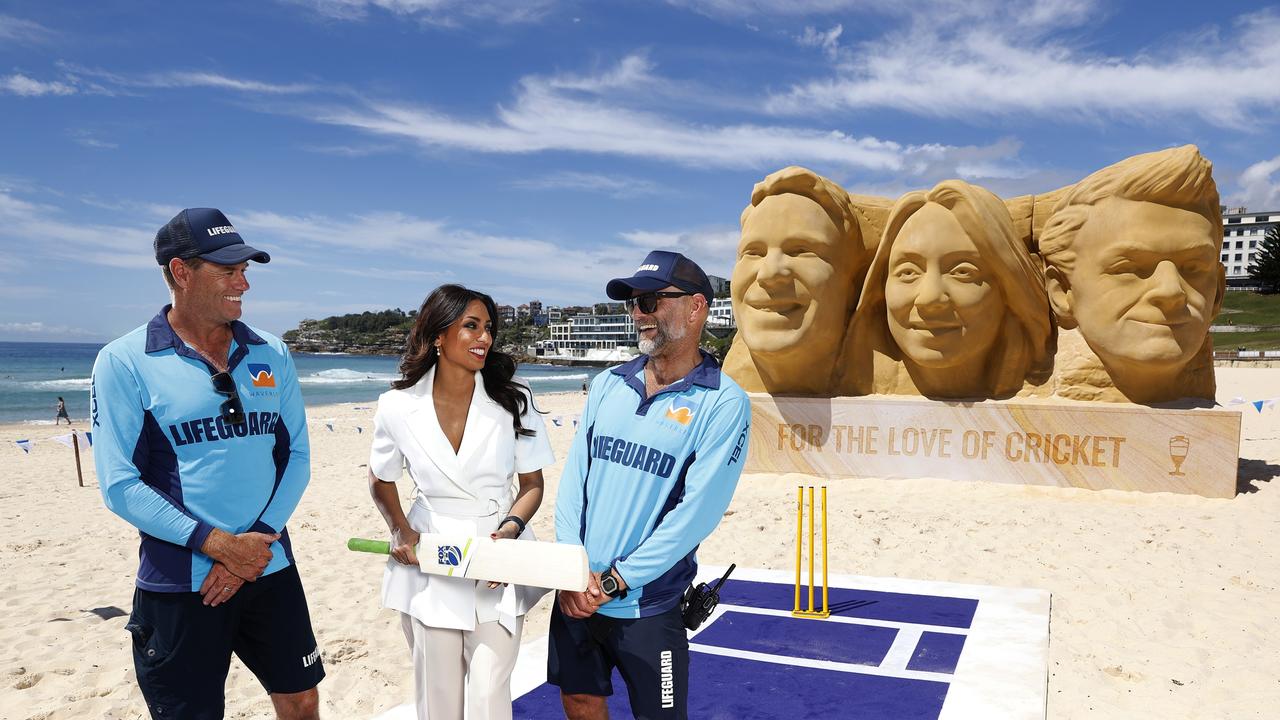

{"left": 600, "top": 567, "right": 627, "bottom": 599}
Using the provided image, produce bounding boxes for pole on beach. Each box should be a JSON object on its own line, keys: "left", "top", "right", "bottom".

{"left": 72, "top": 431, "right": 84, "bottom": 487}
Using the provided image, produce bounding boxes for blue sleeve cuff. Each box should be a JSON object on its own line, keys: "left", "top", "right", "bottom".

{"left": 250, "top": 519, "right": 279, "bottom": 535}
{"left": 187, "top": 521, "right": 215, "bottom": 552}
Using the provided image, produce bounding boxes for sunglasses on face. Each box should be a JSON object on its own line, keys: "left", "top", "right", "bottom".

{"left": 211, "top": 371, "right": 247, "bottom": 426}
{"left": 625, "top": 291, "right": 694, "bottom": 314}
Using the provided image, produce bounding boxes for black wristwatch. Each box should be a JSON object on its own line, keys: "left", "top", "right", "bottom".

{"left": 600, "top": 567, "right": 628, "bottom": 599}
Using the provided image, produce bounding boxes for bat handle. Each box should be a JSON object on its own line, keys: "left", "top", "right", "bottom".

{"left": 347, "top": 537, "right": 391, "bottom": 554}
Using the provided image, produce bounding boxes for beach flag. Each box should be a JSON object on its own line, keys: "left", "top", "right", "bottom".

{"left": 52, "top": 433, "right": 74, "bottom": 449}
{"left": 326, "top": 423, "right": 334, "bottom": 432}
{"left": 16, "top": 439, "right": 31, "bottom": 454}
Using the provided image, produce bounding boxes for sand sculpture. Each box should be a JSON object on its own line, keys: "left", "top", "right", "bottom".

{"left": 724, "top": 146, "right": 1225, "bottom": 405}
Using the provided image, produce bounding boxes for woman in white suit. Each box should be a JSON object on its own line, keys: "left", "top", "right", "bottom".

{"left": 368, "top": 284, "right": 554, "bottom": 720}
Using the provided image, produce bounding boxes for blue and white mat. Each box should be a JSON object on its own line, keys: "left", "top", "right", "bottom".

{"left": 375, "top": 567, "right": 1050, "bottom": 719}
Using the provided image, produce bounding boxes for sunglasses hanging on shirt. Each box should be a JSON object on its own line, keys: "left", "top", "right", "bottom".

{"left": 210, "top": 371, "right": 247, "bottom": 426}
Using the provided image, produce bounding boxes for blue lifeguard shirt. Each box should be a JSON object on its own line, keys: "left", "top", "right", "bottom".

{"left": 90, "top": 306, "right": 310, "bottom": 592}
{"left": 555, "top": 350, "right": 750, "bottom": 619}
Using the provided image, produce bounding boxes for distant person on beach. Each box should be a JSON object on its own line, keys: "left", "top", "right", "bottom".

{"left": 90, "top": 208, "right": 322, "bottom": 720}
{"left": 368, "top": 284, "right": 553, "bottom": 719}
{"left": 550, "top": 251, "right": 751, "bottom": 719}
{"left": 55, "top": 396, "right": 71, "bottom": 425}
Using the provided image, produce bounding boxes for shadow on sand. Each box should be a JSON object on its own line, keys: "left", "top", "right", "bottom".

{"left": 1236, "top": 458, "right": 1280, "bottom": 494}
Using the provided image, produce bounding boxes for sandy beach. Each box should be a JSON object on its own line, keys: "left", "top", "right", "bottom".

{"left": 2, "top": 372, "right": 1278, "bottom": 719}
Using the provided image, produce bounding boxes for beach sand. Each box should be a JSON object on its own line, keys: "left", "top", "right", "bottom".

{"left": 2, "top": 372, "right": 1278, "bottom": 719}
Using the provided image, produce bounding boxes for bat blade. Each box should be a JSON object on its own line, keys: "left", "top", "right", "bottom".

{"left": 348, "top": 535, "right": 589, "bottom": 591}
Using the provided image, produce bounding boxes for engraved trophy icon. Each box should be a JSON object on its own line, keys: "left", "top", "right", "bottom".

{"left": 1168, "top": 435, "right": 1190, "bottom": 477}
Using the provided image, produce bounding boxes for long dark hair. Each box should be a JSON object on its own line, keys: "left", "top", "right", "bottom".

{"left": 393, "top": 284, "right": 537, "bottom": 437}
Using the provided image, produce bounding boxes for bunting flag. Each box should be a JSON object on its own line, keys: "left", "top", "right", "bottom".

{"left": 356, "top": 426, "right": 363, "bottom": 434}
{"left": 83, "top": 431, "right": 93, "bottom": 447}
{"left": 325, "top": 423, "right": 334, "bottom": 432}
{"left": 52, "top": 433, "right": 75, "bottom": 449}
{"left": 551, "top": 416, "right": 563, "bottom": 427}
{"left": 571, "top": 419, "right": 579, "bottom": 429}
{"left": 16, "top": 439, "right": 31, "bottom": 454}
{"left": 1253, "top": 400, "right": 1266, "bottom": 412}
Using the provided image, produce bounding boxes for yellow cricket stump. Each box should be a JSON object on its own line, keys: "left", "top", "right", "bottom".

{"left": 792, "top": 485, "right": 829, "bottom": 619}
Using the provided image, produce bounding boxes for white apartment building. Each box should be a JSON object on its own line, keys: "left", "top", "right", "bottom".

{"left": 708, "top": 297, "right": 735, "bottom": 329}
{"left": 535, "top": 313, "right": 637, "bottom": 360}
{"left": 1222, "top": 208, "right": 1278, "bottom": 285}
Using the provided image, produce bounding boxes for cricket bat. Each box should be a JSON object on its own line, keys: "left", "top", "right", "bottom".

{"left": 348, "top": 535, "right": 589, "bottom": 592}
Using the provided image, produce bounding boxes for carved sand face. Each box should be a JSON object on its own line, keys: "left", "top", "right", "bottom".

{"left": 733, "top": 194, "right": 856, "bottom": 356}
{"left": 884, "top": 203, "right": 1005, "bottom": 369}
{"left": 1065, "top": 198, "right": 1219, "bottom": 368}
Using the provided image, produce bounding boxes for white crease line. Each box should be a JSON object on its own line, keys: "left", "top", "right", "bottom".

{"left": 880, "top": 625, "right": 925, "bottom": 673}
{"left": 689, "top": 643, "right": 954, "bottom": 683}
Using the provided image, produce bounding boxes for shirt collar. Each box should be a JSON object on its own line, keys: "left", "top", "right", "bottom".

{"left": 610, "top": 349, "right": 722, "bottom": 391}
{"left": 144, "top": 304, "right": 267, "bottom": 354}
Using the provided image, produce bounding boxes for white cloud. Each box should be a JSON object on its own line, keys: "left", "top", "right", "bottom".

{"left": 671, "top": 0, "right": 1095, "bottom": 29}
{"left": 1230, "top": 155, "right": 1280, "bottom": 212}
{"left": 303, "top": 54, "right": 1015, "bottom": 176}
{"left": 796, "top": 24, "right": 842, "bottom": 60}
{"left": 766, "top": 6, "right": 1280, "bottom": 128}
{"left": 0, "top": 321, "right": 96, "bottom": 338}
{"left": 58, "top": 64, "right": 318, "bottom": 95}
{"left": 511, "top": 171, "right": 666, "bottom": 198}
{"left": 282, "top": 0, "right": 558, "bottom": 25}
{"left": 0, "top": 14, "right": 55, "bottom": 44}
{"left": 666, "top": 0, "right": 883, "bottom": 19}
{"left": 230, "top": 207, "right": 678, "bottom": 304}
{"left": 617, "top": 227, "right": 740, "bottom": 278}
{"left": 69, "top": 130, "right": 118, "bottom": 150}
{"left": 299, "top": 143, "right": 396, "bottom": 157}
{"left": 0, "top": 191, "right": 156, "bottom": 269}
{"left": 1, "top": 73, "right": 75, "bottom": 97}
{"left": 546, "top": 54, "right": 658, "bottom": 93}
{"left": 146, "top": 71, "right": 318, "bottom": 94}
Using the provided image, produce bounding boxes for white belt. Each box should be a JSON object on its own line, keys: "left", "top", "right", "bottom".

{"left": 414, "top": 492, "right": 510, "bottom": 518}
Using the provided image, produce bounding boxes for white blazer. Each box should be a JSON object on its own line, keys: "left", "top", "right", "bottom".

{"left": 368, "top": 365, "right": 555, "bottom": 631}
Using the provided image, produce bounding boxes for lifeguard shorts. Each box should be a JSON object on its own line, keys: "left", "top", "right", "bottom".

{"left": 126, "top": 564, "right": 324, "bottom": 719}
{"left": 547, "top": 601, "right": 689, "bottom": 719}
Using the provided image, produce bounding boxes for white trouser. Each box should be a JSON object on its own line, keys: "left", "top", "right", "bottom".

{"left": 399, "top": 611, "right": 523, "bottom": 720}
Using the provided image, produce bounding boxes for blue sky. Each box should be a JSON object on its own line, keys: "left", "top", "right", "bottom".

{"left": 2, "top": 0, "right": 1278, "bottom": 342}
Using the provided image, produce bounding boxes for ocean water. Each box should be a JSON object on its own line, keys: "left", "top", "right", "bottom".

{"left": 0, "top": 341, "right": 602, "bottom": 425}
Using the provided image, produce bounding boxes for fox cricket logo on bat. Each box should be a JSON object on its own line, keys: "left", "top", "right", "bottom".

{"left": 438, "top": 545, "right": 464, "bottom": 566}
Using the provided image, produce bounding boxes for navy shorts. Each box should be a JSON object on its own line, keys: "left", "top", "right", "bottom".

{"left": 547, "top": 601, "right": 689, "bottom": 719}
{"left": 126, "top": 564, "right": 324, "bottom": 719}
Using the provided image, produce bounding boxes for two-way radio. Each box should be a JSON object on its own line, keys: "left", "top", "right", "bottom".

{"left": 680, "top": 563, "right": 736, "bottom": 631}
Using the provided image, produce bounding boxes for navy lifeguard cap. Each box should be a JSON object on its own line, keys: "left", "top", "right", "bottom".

{"left": 606, "top": 250, "right": 714, "bottom": 303}
{"left": 154, "top": 208, "right": 271, "bottom": 266}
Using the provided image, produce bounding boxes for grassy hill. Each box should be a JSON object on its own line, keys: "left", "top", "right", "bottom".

{"left": 1211, "top": 291, "right": 1280, "bottom": 350}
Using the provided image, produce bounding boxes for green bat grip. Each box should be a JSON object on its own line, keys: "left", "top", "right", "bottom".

{"left": 347, "top": 537, "right": 391, "bottom": 554}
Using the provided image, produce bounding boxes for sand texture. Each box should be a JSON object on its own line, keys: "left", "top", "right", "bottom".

{"left": 2, "top": 374, "right": 1278, "bottom": 719}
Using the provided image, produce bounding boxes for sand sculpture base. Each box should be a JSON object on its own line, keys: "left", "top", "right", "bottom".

{"left": 746, "top": 394, "right": 1241, "bottom": 498}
